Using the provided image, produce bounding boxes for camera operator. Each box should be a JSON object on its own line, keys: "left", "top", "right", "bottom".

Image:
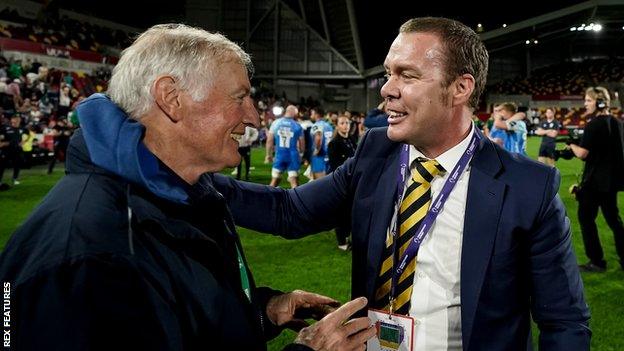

{"left": 567, "top": 86, "right": 624, "bottom": 272}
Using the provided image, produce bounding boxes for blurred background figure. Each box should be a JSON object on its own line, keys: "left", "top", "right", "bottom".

{"left": 310, "top": 107, "right": 333, "bottom": 180}
{"left": 328, "top": 115, "right": 357, "bottom": 250}
{"left": 364, "top": 100, "right": 388, "bottom": 128}
{"left": 266, "top": 104, "right": 303, "bottom": 188}
{"left": 46, "top": 119, "right": 72, "bottom": 175}
{"left": 492, "top": 102, "right": 527, "bottom": 154}
{"left": 232, "top": 126, "right": 258, "bottom": 181}
{"left": 535, "top": 107, "right": 560, "bottom": 166}
{"left": 0, "top": 114, "right": 26, "bottom": 185}
{"left": 567, "top": 87, "right": 624, "bottom": 273}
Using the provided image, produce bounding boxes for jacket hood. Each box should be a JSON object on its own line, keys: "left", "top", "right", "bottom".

{"left": 74, "top": 93, "right": 190, "bottom": 204}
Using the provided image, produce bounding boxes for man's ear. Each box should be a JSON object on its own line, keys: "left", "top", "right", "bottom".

{"left": 452, "top": 73, "right": 475, "bottom": 107}
{"left": 152, "top": 75, "right": 183, "bottom": 122}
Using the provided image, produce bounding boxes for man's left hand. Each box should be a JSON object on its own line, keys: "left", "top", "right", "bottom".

{"left": 266, "top": 290, "right": 340, "bottom": 331}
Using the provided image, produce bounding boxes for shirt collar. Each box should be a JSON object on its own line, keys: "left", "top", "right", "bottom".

{"left": 409, "top": 124, "right": 475, "bottom": 174}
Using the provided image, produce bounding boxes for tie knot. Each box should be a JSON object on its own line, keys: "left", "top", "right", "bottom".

{"left": 412, "top": 157, "right": 445, "bottom": 184}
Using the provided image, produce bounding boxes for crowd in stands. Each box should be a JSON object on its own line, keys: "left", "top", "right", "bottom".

{"left": 0, "top": 7, "right": 133, "bottom": 53}
{"left": 489, "top": 59, "right": 624, "bottom": 96}
{"left": 0, "top": 54, "right": 112, "bottom": 187}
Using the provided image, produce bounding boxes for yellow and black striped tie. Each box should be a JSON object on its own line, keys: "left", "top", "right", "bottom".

{"left": 373, "top": 158, "right": 445, "bottom": 315}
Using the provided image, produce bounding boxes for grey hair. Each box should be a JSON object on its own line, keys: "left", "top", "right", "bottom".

{"left": 108, "top": 23, "right": 253, "bottom": 119}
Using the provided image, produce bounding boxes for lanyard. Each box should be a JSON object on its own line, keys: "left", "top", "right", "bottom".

{"left": 224, "top": 217, "right": 252, "bottom": 303}
{"left": 236, "top": 245, "right": 252, "bottom": 301}
{"left": 389, "top": 127, "right": 481, "bottom": 309}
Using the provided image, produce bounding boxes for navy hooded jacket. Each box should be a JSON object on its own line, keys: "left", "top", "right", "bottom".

{"left": 0, "top": 94, "right": 310, "bottom": 351}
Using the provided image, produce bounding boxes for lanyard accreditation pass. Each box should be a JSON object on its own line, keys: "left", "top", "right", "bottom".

{"left": 389, "top": 126, "right": 481, "bottom": 311}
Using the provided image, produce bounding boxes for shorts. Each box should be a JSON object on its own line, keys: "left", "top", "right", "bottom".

{"left": 272, "top": 153, "right": 300, "bottom": 178}
{"left": 311, "top": 156, "right": 328, "bottom": 173}
{"left": 539, "top": 143, "right": 556, "bottom": 158}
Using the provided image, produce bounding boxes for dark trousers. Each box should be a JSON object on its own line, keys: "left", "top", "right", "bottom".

{"left": 22, "top": 151, "right": 32, "bottom": 169}
{"left": 48, "top": 149, "right": 59, "bottom": 174}
{"left": 336, "top": 216, "right": 351, "bottom": 246}
{"left": 48, "top": 143, "right": 67, "bottom": 174}
{"left": 336, "top": 225, "right": 350, "bottom": 246}
{"left": 236, "top": 146, "right": 251, "bottom": 180}
{"left": 577, "top": 189, "right": 624, "bottom": 268}
{"left": 0, "top": 149, "right": 22, "bottom": 182}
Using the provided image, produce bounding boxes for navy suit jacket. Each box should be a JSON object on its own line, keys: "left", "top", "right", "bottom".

{"left": 214, "top": 127, "right": 590, "bottom": 350}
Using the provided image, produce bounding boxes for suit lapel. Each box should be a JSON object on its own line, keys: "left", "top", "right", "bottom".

{"left": 460, "top": 137, "right": 506, "bottom": 350}
{"left": 365, "top": 146, "right": 401, "bottom": 300}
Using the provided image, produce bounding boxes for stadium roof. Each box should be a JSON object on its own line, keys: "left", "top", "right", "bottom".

{"left": 47, "top": 0, "right": 624, "bottom": 80}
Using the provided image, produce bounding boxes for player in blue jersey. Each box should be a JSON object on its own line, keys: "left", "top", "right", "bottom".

{"left": 265, "top": 105, "right": 304, "bottom": 187}
{"left": 492, "top": 102, "right": 527, "bottom": 154}
{"left": 309, "top": 107, "right": 334, "bottom": 179}
{"left": 509, "top": 117, "right": 528, "bottom": 155}
{"left": 488, "top": 105, "right": 508, "bottom": 147}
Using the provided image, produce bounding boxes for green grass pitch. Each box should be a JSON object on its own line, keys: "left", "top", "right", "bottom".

{"left": 1, "top": 136, "right": 622, "bottom": 350}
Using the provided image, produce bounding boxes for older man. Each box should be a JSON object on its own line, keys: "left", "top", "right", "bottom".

{"left": 215, "top": 17, "right": 590, "bottom": 350}
{"left": 0, "top": 24, "right": 374, "bottom": 351}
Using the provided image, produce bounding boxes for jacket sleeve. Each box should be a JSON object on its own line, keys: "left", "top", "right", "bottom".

{"left": 529, "top": 167, "right": 591, "bottom": 349}
{"left": 253, "top": 286, "right": 286, "bottom": 341}
{"left": 214, "top": 130, "right": 371, "bottom": 238}
{"left": 11, "top": 255, "right": 182, "bottom": 351}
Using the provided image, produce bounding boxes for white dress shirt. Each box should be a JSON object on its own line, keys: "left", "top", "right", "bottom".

{"left": 386, "top": 127, "right": 475, "bottom": 350}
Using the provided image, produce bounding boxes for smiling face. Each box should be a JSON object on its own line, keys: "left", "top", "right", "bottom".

{"left": 178, "top": 59, "right": 259, "bottom": 171}
{"left": 380, "top": 32, "right": 454, "bottom": 148}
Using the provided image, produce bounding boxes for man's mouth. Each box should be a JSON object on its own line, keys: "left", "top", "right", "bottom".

{"left": 387, "top": 110, "right": 407, "bottom": 123}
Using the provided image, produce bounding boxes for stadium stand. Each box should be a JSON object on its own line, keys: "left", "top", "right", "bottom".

{"left": 490, "top": 59, "right": 624, "bottom": 96}
{"left": 0, "top": 7, "right": 132, "bottom": 52}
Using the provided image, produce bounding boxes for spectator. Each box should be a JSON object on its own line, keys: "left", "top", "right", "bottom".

{"left": 535, "top": 107, "right": 560, "bottom": 166}
{"left": 327, "top": 115, "right": 357, "bottom": 250}
{"left": 234, "top": 126, "right": 258, "bottom": 181}
{"left": 21, "top": 123, "right": 35, "bottom": 169}
{"left": 0, "top": 114, "right": 27, "bottom": 185}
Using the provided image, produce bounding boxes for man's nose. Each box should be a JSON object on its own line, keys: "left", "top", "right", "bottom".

{"left": 380, "top": 76, "right": 399, "bottom": 101}
{"left": 244, "top": 97, "right": 260, "bottom": 128}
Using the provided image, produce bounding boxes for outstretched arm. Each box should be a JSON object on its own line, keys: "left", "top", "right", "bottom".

{"left": 215, "top": 162, "right": 350, "bottom": 238}
{"left": 214, "top": 130, "right": 372, "bottom": 238}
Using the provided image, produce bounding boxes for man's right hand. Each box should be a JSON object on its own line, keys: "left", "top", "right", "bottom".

{"left": 293, "top": 297, "right": 376, "bottom": 351}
